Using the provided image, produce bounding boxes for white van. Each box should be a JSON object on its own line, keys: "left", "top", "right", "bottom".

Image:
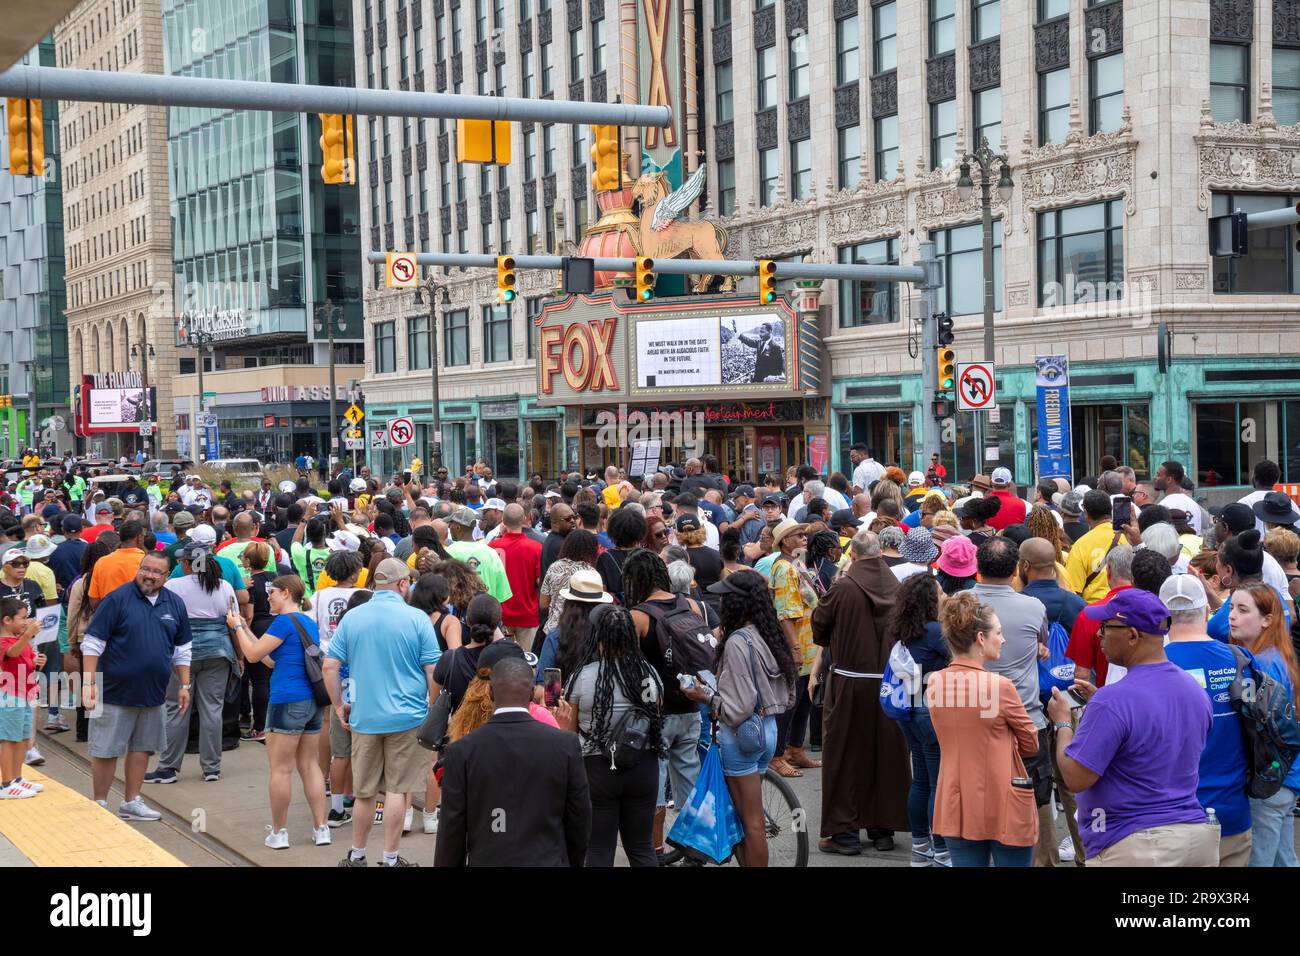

{"left": 207, "top": 458, "right": 266, "bottom": 477}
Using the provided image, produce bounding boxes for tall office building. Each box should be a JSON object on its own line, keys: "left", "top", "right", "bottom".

{"left": 57, "top": 0, "right": 176, "bottom": 458}
{"left": 161, "top": 0, "right": 364, "bottom": 462}
{"left": 0, "top": 39, "right": 70, "bottom": 458}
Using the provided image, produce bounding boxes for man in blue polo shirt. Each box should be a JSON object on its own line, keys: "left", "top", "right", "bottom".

{"left": 326, "top": 558, "right": 440, "bottom": 868}
{"left": 80, "top": 551, "right": 192, "bottom": 822}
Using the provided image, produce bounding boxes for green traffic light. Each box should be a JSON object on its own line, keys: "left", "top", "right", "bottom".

{"left": 762, "top": 291, "right": 774, "bottom": 303}
{"left": 941, "top": 377, "right": 953, "bottom": 389}
{"left": 641, "top": 289, "right": 653, "bottom": 300}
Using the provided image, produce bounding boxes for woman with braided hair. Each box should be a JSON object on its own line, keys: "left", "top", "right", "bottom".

{"left": 704, "top": 569, "right": 797, "bottom": 866}
{"left": 560, "top": 603, "right": 664, "bottom": 867}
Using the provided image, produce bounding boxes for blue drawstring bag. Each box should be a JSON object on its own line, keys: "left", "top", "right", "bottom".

{"left": 880, "top": 641, "right": 919, "bottom": 722}
{"left": 1037, "top": 622, "right": 1076, "bottom": 703}
{"left": 667, "top": 744, "right": 745, "bottom": 864}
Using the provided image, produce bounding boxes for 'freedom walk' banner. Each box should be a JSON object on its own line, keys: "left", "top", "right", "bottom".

{"left": 1035, "top": 355, "right": 1073, "bottom": 482}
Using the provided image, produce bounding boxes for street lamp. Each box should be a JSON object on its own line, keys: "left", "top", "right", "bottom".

{"left": 413, "top": 271, "right": 451, "bottom": 473}
{"left": 129, "top": 341, "right": 157, "bottom": 459}
{"left": 187, "top": 330, "right": 217, "bottom": 462}
{"left": 314, "top": 299, "right": 347, "bottom": 470}
{"left": 956, "top": 136, "right": 1014, "bottom": 363}
{"left": 19, "top": 359, "right": 48, "bottom": 454}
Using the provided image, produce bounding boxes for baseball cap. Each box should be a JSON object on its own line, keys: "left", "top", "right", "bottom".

{"left": 188, "top": 524, "right": 218, "bottom": 547}
{"left": 907, "top": 471, "right": 926, "bottom": 488}
{"left": 675, "top": 514, "right": 701, "bottom": 533}
{"left": 372, "top": 557, "right": 413, "bottom": 586}
{"left": 828, "top": 509, "right": 862, "bottom": 532}
{"left": 349, "top": 478, "right": 367, "bottom": 493}
{"left": 1, "top": 548, "right": 26, "bottom": 565}
{"left": 93, "top": 503, "right": 113, "bottom": 517}
{"left": 1217, "top": 502, "right": 1256, "bottom": 536}
{"left": 41, "top": 504, "right": 63, "bottom": 521}
{"left": 449, "top": 507, "right": 479, "bottom": 528}
{"left": 384, "top": 487, "right": 404, "bottom": 500}
{"left": 24, "top": 535, "right": 55, "bottom": 559}
{"left": 761, "top": 494, "right": 784, "bottom": 508}
{"left": 991, "top": 467, "right": 1013, "bottom": 487}
{"left": 1083, "top": 588, "right": 1172, "bottom": 635}
{"left": 1159, "top": 574, "right": 1208, "bottom": 613}
{"left": 172, "top": 510, "right": 196, "bottom": 529}
{"left": 1059, "top": 491, "right": 1083, "bottom": 518}
{"left": 733, "top": 484, "right": 756, "bottom": 498}
{"left": 60, "top": 514, "right": 84, "bottom": 534}
{"left": 326, "top": 530, "right": 361, "bottom": 552}
{"left": 278, "top": 480, "right": 297, "bottom": 493}
{"left": 483, "top": 498, "right": 506, "bottom": 511}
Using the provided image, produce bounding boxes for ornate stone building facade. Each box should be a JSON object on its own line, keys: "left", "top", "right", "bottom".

{"left": 363, "top": 0, "right": 1300, "bottom": 493}
{"left": 56, "top": 0, "right": 177, "bottom": 456}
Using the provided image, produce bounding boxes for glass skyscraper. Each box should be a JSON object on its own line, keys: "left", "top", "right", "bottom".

{"left": 162, "top": 0, "right": 362, "bottom": 358}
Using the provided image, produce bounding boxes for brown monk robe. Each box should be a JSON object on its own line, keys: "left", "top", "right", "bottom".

{"left": 811, "top": 547, "right": 909, "bottom": 851}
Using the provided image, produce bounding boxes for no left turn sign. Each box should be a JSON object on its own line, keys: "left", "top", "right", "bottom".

{"left": 956, "top": 362, "right": 996, "bottom": 411}
{"left": 388, "top": 417, "right": 415, "bottom": 446}
{"left": 386, "top": 251, "right": 418, "bottom": 288}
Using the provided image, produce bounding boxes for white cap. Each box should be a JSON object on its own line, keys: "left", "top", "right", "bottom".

{"left": 349, "top": 478, "right": 367, "bottom": 493}
{"left": 188, "top": 524, "right": 218, "bottom": 547}
{"left": 484, "top": 498, "right": 506, "bottom": 511}
{"left": 278, "top": 479, "right": 297, "bottom": 493}
{"left": 2, "top": 548, "right": 26, "bottom": 565}
{"left": 326, "top": 530, "right": 361, "bottom": 552}
{"left": 1160, "top": 573, "right": 1208, "bottom": 612}
{"left": 991, "top": 467, "right": 1013, "bottom": 487}
{"left": 907, "top": 471, "right": 925, "bottom": 487}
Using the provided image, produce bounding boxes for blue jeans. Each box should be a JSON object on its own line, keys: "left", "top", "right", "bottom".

{"left": 898, "top": 708, "right": 945, "bottom": 851}
{"left": 945, "top": 836, "right": 1034, "bottom": 868}
{"left": 1249, "top": 785, "right": 1299, "bottom": 867}
{"left": 657, "top": 711, "right": 703, "bottom": 808}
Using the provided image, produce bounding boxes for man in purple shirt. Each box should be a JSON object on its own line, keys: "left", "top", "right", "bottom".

{"left": 1047, "top": 588, "right": 1218, "bottom": 867}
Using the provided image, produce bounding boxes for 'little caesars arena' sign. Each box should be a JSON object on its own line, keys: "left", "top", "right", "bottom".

{"left": 177, "top": 309, "right": 252, "bottom": 346}
{"left": 535, "top": 292, "right": 803, "bottom": 406}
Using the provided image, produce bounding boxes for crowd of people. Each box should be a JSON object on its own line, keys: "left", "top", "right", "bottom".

{"left": 0, "top": 448, "right": 1298, "bottom": 869}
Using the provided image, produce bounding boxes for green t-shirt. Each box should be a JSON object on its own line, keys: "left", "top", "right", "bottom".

{"left": 66, "top": 476, "right": 87, "bottom": 503}
{"left": 446, "top": 539, "right": 514, "bottom": 605}
{"left": 291, "top": 542, "right": 331, "bottom": 596}
{"left": 220, "top": 539, "right": 277, "bottom": 584}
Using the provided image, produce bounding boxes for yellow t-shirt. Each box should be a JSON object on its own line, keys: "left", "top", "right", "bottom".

{"left": 1064, "top": 522, "right": 1122, "bottom": 604}
{"left": 316, "top": 567, "right": 369, "bottom": 591}
{"left": 27, "top": 561, "right": 57, "bottom": 603}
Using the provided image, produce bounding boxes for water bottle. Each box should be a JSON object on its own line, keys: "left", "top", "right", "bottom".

{"left": 1206, "top": 807, "right": 1220, "bottom": 834}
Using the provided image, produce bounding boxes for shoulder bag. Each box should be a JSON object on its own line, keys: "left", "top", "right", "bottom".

{"left": 418, "top": 648, "right": 455, "bottom": 751}
{"left": 287, "top": 613, "right": 332, "bottom": 707}
{"left": 1082, "top": 531, "right": 1123, "bottom": 593}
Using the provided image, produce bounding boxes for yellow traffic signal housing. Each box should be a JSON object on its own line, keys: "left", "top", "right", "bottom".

{"left": 757, "top": 260, "right": 777, "bottom": 303}
{"left": 634, "top": 257, "right": 655, "bottom": 302}
{"left": 7, "top": 98, "right": 44, "bottom": 177}
{"left": 590, "top": 124, "right": 621, "bottom": 192}
{"left": 937, "top": 348, "right": 956, "bottom": 391}
{"left": 318, "top": 113, "right": 356, "bottom": 185}
{"left": 497, "top": 256, "right": 517, "bottom": 304}
{"left": 457, "top": 119, "right": 511, "bottom": 164}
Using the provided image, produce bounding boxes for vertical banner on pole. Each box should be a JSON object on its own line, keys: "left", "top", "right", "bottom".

{"left": 1034, "top": 355, "right": 1073, "bottom": 482}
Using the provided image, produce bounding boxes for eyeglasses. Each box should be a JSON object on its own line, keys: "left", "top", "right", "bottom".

{"left": 6, "top": 561, "right": 29, "bottom": 568}
{"left": 653, "top": 529, "right": 670, "bottom": 539}
{"left": 1099, "top": 622, "right": 1133, "bottom": 635}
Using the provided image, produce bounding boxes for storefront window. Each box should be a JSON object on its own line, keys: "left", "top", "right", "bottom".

{"left": 1060, "top": 402, "right": 1150, "bottom": 480}
{"left": 1194, "top": 398, "right": 1299, "bottom": 487}
{"left": 839, "top": 408, "right": 912, "bottom": 473}
{"left": 484, "top": 418, "right": 520, "bottom": 478}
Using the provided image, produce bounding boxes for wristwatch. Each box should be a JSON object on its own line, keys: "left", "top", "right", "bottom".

{"left": 1052, "top": 721, "right": 1073, "bottom": 732}
{"left": 180, "top": 683, "right": 192, "bottom": 690}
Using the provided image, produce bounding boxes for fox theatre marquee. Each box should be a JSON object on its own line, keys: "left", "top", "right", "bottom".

{"left": 535, "top": 291, "right": 828, "bottom": 481}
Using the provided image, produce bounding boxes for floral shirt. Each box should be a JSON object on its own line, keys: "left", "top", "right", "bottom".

{"left": 541, "top": 558, "right": 593, "bottom": 634}
{"left": 770, "top": 556, "right": 819, "bottom": 677}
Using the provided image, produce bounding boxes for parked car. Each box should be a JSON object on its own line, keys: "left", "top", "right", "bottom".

{"left": 206, "top": 458, "right": 266, "bottom": 477}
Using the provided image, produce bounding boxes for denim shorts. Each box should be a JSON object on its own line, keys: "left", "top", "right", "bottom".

{"left": 0, "top": 697, "right": 34, "bottom": 742}
{"left": 266, "top": 699, "right": 323, "bottom": 735}
{"left": 717, "top": 715, "right": 778, "bottom": 777}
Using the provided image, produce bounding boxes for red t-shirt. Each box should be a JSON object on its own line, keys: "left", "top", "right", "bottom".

{"left": 80, "top": 522, "right": 116, "bottom": 543}
{"left": 0, "top": 636, "right": 37, "bottom": 701}
{"left": 1065, "top": 584, "right": 1131, "bottom": 688}
{"left": 986, "top": 488, "right": 1028, "bottom": 530}
{"left": 489, "top": 531, "right": 543, "bottom": 628}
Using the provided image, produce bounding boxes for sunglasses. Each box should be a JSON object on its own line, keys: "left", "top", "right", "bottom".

{"left": 653, "top": 529, "right": 670, "bottom": 539}
{"left": 6, "top": 561, "right": 28, "bottom": 568}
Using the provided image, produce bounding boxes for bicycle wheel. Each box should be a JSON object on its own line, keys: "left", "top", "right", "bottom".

{"left": 761, "top": 768, "right": 809, "bottom": 867}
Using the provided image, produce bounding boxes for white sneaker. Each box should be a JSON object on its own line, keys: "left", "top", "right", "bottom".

{"left": 117, "top": 797, "right": 162, "bottom": 821}
{"left": 15, "top": 778, "right": 43, "bottom": 793}
{"left": 1058, "top": 835, "right": 1076, "bottom": 863}
{"left": 422, "top": 809, "right": 439, "bottom": 835}
{"left": 403, "top": 806, "right": 413, "bottom": 833}
{"left": 24, "top": 747, "right": 44, "bottom": 767}
{"left": 312, "top": 825, "right": 332, "bottom": 846}
{"left": 94, "top": 799, "right": 109, "bottom": 809}
{"left": 264, "top": 826, "right": 290, "bottom": 850}
{"left": 0, "top": 782, "right": 36, "bottom": 799}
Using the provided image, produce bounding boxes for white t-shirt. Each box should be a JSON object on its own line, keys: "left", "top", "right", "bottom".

{"left": 163, "top": 575, "right": 236, "bottom": 619}
{"left": 821, "top": 488, "right": 851, "bottom": 513}
{"left": 1237, "top": 489, "right": 1269, "bottom": 536}
{"left": 853, "top": 458, "right": 884, "bottom": 492}
{"left": 313, "top": 585, "right": 364, "bottom": 654}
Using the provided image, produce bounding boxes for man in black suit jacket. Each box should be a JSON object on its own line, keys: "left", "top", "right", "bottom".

{"left": 434, "top": 657, "right": 591, "bottom": 867}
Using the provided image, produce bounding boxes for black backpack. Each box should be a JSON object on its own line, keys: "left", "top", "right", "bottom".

{"left": 638, "top": 595, "right": 718, "bottom": 678}
{"left": 1228, "top": 645, "right": 1300, "bottom": 799}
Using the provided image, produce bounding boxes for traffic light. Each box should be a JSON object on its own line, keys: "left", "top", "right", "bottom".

{"left": 456, "top": 119, "right": 511, "bottom": 164}
{"left": 590, "top": 124, "right": 621, "bottom": 192}
{"left": 634, "top": 257, "right": 655, "bottom": 302}
{"left": 937, "top": 348, "right": 956, "bottom": 392}
{"left": 7, "top": 98, "right": 44, "bottom": 177}
{"left": 0, "top": 395, "right": 11, "bottom": 409}
{"left": 497, "top": 256, "right": 516, "bottom": 304}
{"left": 936, "top": 312, "right": 954, "bottom": 346}
{"left": 318, "top": 113, "right": 356, "bottom": 185}
{"left": 757, "top": 259, "right": 777, "bottom": 303}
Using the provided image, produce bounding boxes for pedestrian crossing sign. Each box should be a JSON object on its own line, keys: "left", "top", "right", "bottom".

{"left": 343, "top": 403, "right": 364, "bottom": 425}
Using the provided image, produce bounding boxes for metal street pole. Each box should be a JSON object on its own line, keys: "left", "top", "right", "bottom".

{"left": 956, "top": 137, "right": 1013, "bottom": 364}
{"left": 415, "top": 271, "right": 449, "bottom": 475}
{"left": 917, "top": 242, "right": 943, "bottom": 469}
{"left": 316, "top": 300, "right": 341, "bottom": 472}
{"left": 195, "top": 336, "right": 204, "bottom": 462}
{"left": 0, "top": 65, "right": 673, "bottom": 127}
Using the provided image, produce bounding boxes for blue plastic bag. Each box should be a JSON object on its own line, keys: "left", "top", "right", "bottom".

{"left": 879, "top": 641, "right": 919, "bottom": 722}
{"left": 1037, "top": 622, "right": 1076, "bottom": 702}
{"left": 667, "top": 744, "right": 745, "bottom": 864}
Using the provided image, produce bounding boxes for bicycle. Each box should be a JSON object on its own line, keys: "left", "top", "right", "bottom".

{"left": 660, "top": 765, "right": 809, "bottom": 867}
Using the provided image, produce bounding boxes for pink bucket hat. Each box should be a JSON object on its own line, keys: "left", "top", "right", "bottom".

{"left": 936, "top": 535, "right": 978, "bottom": 577}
